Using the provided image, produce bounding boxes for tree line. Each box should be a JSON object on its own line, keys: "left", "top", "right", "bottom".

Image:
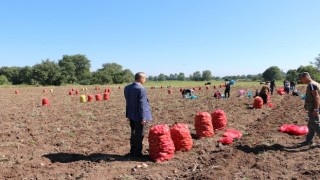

{"left": 0, "top": 54, "right": 319, "bottom": 85}
{"left": 149, "top": 54, "right": 320, "bottom": 83}
{"left": 0, "top": 54, "right": 134, "bottom": 86}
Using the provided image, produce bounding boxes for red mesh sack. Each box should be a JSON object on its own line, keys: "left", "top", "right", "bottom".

{"left": 194, "top": 112, "right": 214, "bottom": 138}
{"left": 223, "top": 129, "right": 242, "bottom": 139}
{"left": 211, "top": 110, "right": 227, "bottom": 130}
{"left": 149, "top": 125, "right": 175, "bottom": 162}
{"left": 69, "top": 91, "right": 73, "bottom": 95}
{"left": 87, "top": 95, "right": 94, "bottom": 102}
{"left": 280, "top": 124, "right": 308, "bottom": 136}
{"left": 103, "top": 93, "right": 109, "bottom": 100}
{"left": 206, "top": 86, "right": 209, "bottom": 90}
{"left": 253, "top": 97, "right": 263, "bottom": 109}
{"left": 95, "top": 94, "right": 102, "bottom": 101}
{"left": 266, "top": 103, "right": 275, "bottom": 108}
{"left": 218, "top": 137, "right": 233, "bottom": 145}
{"left": 198, "top": 87, "right": 202, "bottom": 90}
{"left": 42, "top": 98, "right": 50, "bottom": 106}
{"left": 168, "top": 89, "right": 173, "bottom": 94}
{"left": 277, "top": 88, "right": 285, "bottom": 95}
{"left": 170, "top": 123, "right": 193, "bottom": 152}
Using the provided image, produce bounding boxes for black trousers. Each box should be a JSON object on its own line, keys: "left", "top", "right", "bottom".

{"left": 224, "top": 88, "right": 230, "bottom": 98}
{"left": 129, "top": 120, "right": 146, "bottom": 156}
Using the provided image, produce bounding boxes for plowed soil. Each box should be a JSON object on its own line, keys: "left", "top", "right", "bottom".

{"left": 1, "top": 85, "right": 319, "bottom": 180}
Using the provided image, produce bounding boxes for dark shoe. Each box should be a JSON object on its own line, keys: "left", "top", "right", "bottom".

{"left": 132, "top": 153, "right": 143, "bottom": 157}
{"left": 298, "top": 141, "right": 313, "bottom": 146}
{"left": 124, "top": 152, "right": 133, "bottom": 158}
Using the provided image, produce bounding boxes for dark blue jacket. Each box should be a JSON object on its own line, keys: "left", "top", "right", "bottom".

{"left": 124, "top": 82, "right": 152, "bottom": 122}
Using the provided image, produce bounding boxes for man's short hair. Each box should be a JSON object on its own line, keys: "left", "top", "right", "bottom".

{"left": 299, "top": 72, "right": 310, "bottom": 79}
{"left": 135, "top": 72, "right": 146, "bottom": 81}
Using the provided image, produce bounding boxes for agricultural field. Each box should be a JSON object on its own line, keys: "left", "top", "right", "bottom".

{"left": 0, "top": 82, "right": 320, "bottom": 179}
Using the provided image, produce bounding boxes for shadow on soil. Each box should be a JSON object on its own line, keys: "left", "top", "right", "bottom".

{"left": 43, "top": 153, "right": 151, "bottom": 163}
{"left": 236, "top": 143, "right": 320, "bottom": 154}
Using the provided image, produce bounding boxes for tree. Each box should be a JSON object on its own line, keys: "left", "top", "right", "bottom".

{"left": 177, "top": 72, "right": 185, "bottom": 81}
{"left": 91, "top": 63, "right": 133, "bottom": 84}
{"left": 168, "top": 73, "right": 178, "bottom": 80}
{"left": 32, "top": 59, "right": 62, "bottom": 85}
{"left": 91, "top": 71, "right": 111, "bottom": 84}
{"left": 297, "top": 65, "right": 320, "bottom": 82}
{"left": 148, "top": 76, "right": 154, "bottom": 81}
{"left": 103, "top": 63, "right": 124, "bottom": 84}
{"left": 158, "top": 73, "right": 166, "bottom": 81}
{"left": 58, "top": 56, "right": 77, "bottom": 84}
{"left": 121, "top": 69, "right": 134, "bottom": 83}
{"left": 191, "top": 71, "right": 202, "bottom": 81}
{"left": 0, "top": 75, "right": 10, "bottom": 85}
{"left": 310, "top": 54, "right": 320, "bottom": 69}
{"left": 59, "top": 54, "right": 91, "bottom": 84}
{"left": 19, "top": 66, "right": 33, "bottom": 85}
{"left": 0, "top": 66, "right": 22, "bottom": 85}
{"left": 202, "top": 70, "right": 212, "bottom": 81}
{"left": 262, "top": 66, "right": 283, "bottom": 81}
{"left": 286, "top": 69, "right": 298, "bottom": 81}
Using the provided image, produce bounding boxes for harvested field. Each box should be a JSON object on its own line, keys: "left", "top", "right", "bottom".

{"left": 0, "top": 85, "right": 319, "bottom": 180}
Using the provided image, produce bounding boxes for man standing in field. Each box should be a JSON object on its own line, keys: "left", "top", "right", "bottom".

{"left": 124, "top": 72, "right": 152, "bottom": 157}
{"left": 270, "top": 79, "right": 276, "bottom": 95}
{"left": 224, "top": 79, "right": 231, "bottom": 98}
{"left": 299, "top": 72, "right": 320, "bottom": 146}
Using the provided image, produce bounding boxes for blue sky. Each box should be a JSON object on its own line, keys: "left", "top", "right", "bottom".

{"left": 0, "top": 0, "right": 319, "bottom": 77}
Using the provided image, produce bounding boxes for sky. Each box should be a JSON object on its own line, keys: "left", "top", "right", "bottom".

{"left": 0, "top": 0, "right": 319, "bottom": 77}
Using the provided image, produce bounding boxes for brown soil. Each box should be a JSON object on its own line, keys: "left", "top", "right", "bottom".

{"left": 0, "top": 85, "right": 319, "bottom": 180}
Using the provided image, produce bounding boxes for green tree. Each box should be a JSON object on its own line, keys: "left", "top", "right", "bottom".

{"left": 191, "top": 71, "right": 202, "bottom": 81}
{"left": 91, "top": 63, "right": 133, "bottom": 84}
{"left": 103, "top": 63, "right": 123, "bottom": 84}
{"left": 158, "top": 73, "right": 166, "bottom": 81}
{"left": 0, "top": 66, "right": 22, "bottom": 84}
{"left": 91, "top": 71, "right": 111, "bottom": 84}
{"left": 121, "top": 69, "right": 134, "bottom": 83}
{"left": 297, "top": 65, "right": 320, "bottom": 82}
{"left": 0, "top": 75, "right": 10, "bottom": 85}
{"left": 58, "top": 56, "right": 77, "bottom": 84}
{"left": 19, "top": 66, "right": 33, "bottom": 85}
{"left": 286, "top": 69, "right": 298, "bottom": 81}
{"left": 310, "top": 54, "right": 320, "bottom": 69}
{"left": 202, "top": 70, "right": 212, "bottom": 81}
{"left": 59, "top": 54, "right": 91, "bottom": 84}
{"left": 32, "top": 59, "right": 62, "bottom": 85}
{"left": 168, "top": 73, "right": 178, "bottom": 80}
{"left": 177, "top": 72, "right": 185, "bottom": 81}
{"left": 148, "top": 76, "right": 154, "bottom": 81}
{"left": 262, "top": 66, "right": 283, "bottom": 81}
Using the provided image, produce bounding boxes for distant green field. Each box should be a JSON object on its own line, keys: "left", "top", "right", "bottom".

{"left": 143, "top": 80, "right": 285, "bottom": 88}
{"left": 0, "top": 80, "right": 302, "bottom": 89}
